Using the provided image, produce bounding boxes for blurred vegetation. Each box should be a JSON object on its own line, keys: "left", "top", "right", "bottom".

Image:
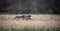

{"left": 0, "top": 27, "right": 60, "bottom": 31}
{"left": 0, "top": 0, "right": 60, "bottom": 14}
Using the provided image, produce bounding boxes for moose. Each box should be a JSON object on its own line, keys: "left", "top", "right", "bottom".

{"left": 15, "top": 15, "right": 31, "bottom": 20}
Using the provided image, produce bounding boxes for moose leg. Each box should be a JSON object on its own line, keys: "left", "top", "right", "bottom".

{"left": 15, "top": 17, "right": 16, "bottom": 19}
{"left": 22, "top": 18, "right": 24, "bottom": 20}
{"left": 26, "top": 17, "right": 31, "bottom": 20}
{"left": 29, "top": 18, "right": 31, "bottom": 20}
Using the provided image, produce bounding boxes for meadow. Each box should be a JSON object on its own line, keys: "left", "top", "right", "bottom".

{"left": 0, "top": 14, "right": 60, "bottom": 31}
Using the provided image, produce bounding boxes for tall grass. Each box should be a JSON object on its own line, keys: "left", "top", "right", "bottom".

{"left": 0, "top": 27, "right": 60, "bottom": 31}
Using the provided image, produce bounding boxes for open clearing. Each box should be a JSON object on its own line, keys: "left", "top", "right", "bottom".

{"left": 0, "top": 14, "right": 60, "bottom": 30}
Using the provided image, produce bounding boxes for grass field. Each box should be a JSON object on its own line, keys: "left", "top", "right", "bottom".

{"left": 0, "top": 27, "right": 60, "bottom": 31}
{"left": 0, "top": 14, "right": 60, "bottom": 31}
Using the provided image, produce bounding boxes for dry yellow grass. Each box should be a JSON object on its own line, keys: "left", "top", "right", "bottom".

{"left": 0, "top": 14, "right": 60, "bottom": 30}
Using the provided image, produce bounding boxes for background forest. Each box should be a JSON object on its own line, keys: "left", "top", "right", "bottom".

{"left": 0, "top": 0, "right": 60, "bottom": 14}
